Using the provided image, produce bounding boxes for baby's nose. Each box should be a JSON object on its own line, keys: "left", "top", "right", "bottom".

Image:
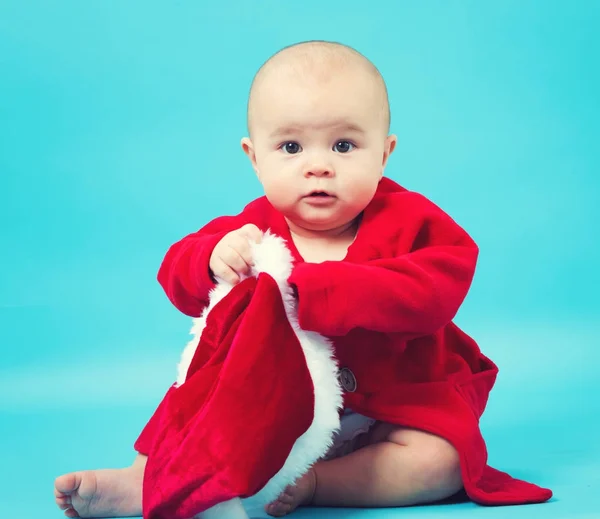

{"left": 304, "top": 163, "right": 334, "bottom": 177}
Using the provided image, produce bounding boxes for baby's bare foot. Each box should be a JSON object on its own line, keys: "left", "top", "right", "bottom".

{"left": 265, "top": 468, "right": 316, "bottom": 517}
{"left": 54, "top": 466, "right": 143, "bottom": 518}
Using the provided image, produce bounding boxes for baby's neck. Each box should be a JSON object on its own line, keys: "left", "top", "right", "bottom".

{"left": 287, "top": 218, "right": 359, "bottom": 263}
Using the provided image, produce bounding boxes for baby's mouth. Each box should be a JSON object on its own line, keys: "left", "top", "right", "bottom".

{"left": 306, "top": 191, "right": 335, "bottom": 198}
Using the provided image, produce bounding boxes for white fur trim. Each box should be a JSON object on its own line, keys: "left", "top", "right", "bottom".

{"left": 176, "top": 231, "right": 343, "bottom": 515}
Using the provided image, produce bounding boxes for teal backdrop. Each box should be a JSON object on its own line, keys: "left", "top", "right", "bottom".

{"left": 0, "top": 1, "right": 598, "bottom": 518}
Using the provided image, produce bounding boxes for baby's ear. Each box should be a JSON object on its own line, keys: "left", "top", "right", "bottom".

{"left": 241, "top": 137, "right": 259, "bottom": 175}
{"left": 382, "top": 134, "right": 398, "bottom": 171}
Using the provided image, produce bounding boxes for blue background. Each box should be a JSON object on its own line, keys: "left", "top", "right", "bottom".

{"left": 1, "top": 1, "right": 598, "bottom": 518}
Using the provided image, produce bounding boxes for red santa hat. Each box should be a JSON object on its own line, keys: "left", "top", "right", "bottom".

{"left": 138, "top": 231, "right": 343, "bottom": 519}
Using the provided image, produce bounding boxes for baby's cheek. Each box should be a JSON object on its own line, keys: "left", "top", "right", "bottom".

{"left": 264, "top": 182, "right": 297, "bottom": 212}
{"left": 355, "top": 175, "right": 381, "bottom": 199}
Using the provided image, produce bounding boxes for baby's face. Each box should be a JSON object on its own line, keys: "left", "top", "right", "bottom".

{"left": 243, "top": 67, "right": 396, "bottom": 234}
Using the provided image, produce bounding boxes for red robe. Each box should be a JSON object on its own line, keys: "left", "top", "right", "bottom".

{"left": 136, "top": 177, "right": 552, "bottom": 515}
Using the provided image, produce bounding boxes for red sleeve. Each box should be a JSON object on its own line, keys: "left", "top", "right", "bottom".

{"left": 288, "top": 195, "right": 479, "bottom": 338}
{"left": 157, "top": 214, "right": 250, "bottom": 317}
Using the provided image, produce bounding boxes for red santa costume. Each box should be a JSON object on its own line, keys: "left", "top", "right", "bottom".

{"left": 135, "top": 177, "right": 553, "bottom": 518}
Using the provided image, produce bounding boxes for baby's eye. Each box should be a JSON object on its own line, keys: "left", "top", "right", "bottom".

{"left": 281, "top": 142, "right": 302, "bottom": 154}
{"left": 333, "top": 141, "right": 355, "bottom": 153}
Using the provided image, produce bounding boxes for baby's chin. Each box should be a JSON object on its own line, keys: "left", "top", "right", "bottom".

{"left": 285, "top": 213, "right": 358, "bottom": 234}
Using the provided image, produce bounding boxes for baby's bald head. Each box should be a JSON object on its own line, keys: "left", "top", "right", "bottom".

{"left": 246, "top": 41, "right": 390, "bottom": 137}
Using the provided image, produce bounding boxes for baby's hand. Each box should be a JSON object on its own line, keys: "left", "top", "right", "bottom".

{"left": 209, "top": 224, "right": 263, "bottom": 284}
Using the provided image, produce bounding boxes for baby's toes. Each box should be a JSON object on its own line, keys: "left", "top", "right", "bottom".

{"left": 55, "top": 473, "right": 80, "bottom": 495}
{"left": 278, "top": 490, "right": 295, "bottom": 504}
{"left": 266, "top": 500, "right": 292, "bottom": 517}
{"left": 55, "top": 495, "right": 72, "bottom": 510}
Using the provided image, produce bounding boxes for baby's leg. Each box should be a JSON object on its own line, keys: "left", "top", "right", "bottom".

{"left": 54, "top": 454, "right": 147, "bottom": 518}
{"left": 266, "top": 424, "right": 463, "bottom": 516}
{"left": 313, "top": 424, "right": 463, "bottom": 506}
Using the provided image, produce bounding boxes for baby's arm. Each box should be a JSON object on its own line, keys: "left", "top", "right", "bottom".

{"left": 289, "top": 194, "right": 478, "bottom": 338}
{"left": 157, "top": 214, "right": 249, "bottom": 316}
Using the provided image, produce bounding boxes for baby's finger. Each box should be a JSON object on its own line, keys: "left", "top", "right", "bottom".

{"left": 229, "top": 234, "right": 255, "bottom": 266}
{"left": 238, "top": 223, "right": 263, "bottom": 244}
{"left": 211, "top": 259, "right": 240, "bottom": 285}
{"left": 224, "top": 245, "right": 251, "bottom": 274}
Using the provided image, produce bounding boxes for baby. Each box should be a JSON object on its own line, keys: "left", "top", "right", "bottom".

{"left": 56, "top": 40, "right": 489, "bottom": 518}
